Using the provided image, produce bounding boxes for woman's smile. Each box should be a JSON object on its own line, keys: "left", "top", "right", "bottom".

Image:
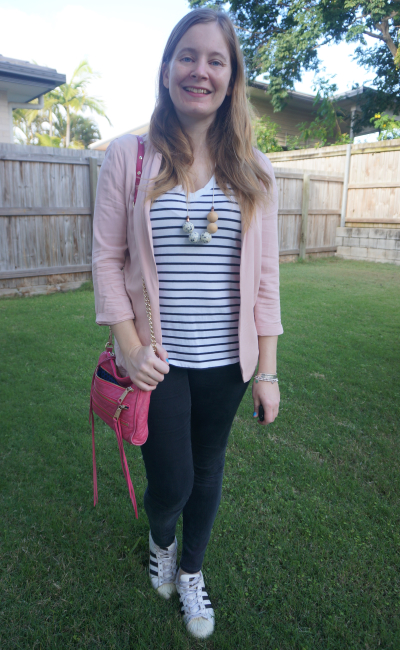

{"left": 183, "top": 86, "right": 212, "bottom": 95}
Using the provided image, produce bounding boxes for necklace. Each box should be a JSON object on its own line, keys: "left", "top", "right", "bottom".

{"left": 182, "top": 177, "right": 219, "bottom": 244}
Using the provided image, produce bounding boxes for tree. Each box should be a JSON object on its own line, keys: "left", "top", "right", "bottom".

{"left": 253, "top": 114, "right": 283, "bottom": 152}
{"left": 296, "top": 78, "right": 352, "bottom": 147}
{"left": 54, "top": 60, "right": 110, "bottom": 147}
{"left": 12, "top": 59, "right": 108, "bottom": 148}
{"left": 190, "top": 1, "right": 400, "bottom": 128}
{"left": 35, "top": 113, "right": 101, "bottom": 148}
{"left": 70, "top": 114, "right": 102, "bottom": 148}
{"left": 252, "top": 78, "right": 352, "bottom": 151}
{"left": 43, "top": 90, "right": 62, "bottom": 138}
{"left": 370, "top": 112, "right": 400, "bottom": 138}
{"left": 56, "top": 113, "right": 101, "bottom": 148}
{"left": 13, "top": 102, "right": 45, "bottom": 145}
{"left": 36, "top": 133, "right": 62, "bottom": 147}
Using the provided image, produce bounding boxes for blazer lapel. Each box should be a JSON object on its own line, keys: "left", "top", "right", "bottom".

{"left": 133, "top": 148, "right": 163, "bottom": 344}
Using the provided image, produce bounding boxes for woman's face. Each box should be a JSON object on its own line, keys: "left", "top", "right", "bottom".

{"left": 162, "top": 22, "right": 233, "bottom": 127}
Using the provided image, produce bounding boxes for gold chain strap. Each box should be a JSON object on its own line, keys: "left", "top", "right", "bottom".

{"left": 142, "top": 278, "right": 157, "bottom": 355}
{"left": 106, "top": 279, "right": 157, "bottom": 356}
{"left": 107, "top": 325, "right": 113, "bottom": 350}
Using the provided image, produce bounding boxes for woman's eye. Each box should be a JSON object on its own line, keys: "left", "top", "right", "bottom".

{"left": 181, "top": 57, "right": 193, "bottom": 63}
{"left": 210, "top": 60, "right": 222, "bottom": 67}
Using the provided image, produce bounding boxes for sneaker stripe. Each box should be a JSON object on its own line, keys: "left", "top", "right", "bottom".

{"left": 149, "top": 533, "right": 178, "bottom": 596}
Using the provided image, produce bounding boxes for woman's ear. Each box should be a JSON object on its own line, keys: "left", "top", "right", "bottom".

{"left": 162, "top": 63, "right": 169, "bottom": 89}
{"left": 226, "top": 85, "right": 232, "bottom": 97}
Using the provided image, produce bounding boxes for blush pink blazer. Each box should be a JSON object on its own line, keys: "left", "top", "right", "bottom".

{"left": 92, "top": 134, "right": 283, "bottom": 383}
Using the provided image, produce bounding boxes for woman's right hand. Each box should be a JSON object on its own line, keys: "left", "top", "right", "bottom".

{"left": 124, "top": 343, "right": 170, "bottom": 391}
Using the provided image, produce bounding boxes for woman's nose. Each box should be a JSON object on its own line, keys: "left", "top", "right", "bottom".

{"left": 190, "top": 59, "right": 208, "bottom": 79}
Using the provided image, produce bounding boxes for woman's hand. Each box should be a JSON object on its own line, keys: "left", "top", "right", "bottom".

{"left": 252, "top": 380, "right": 280, "bottom": 425}
{"left": 124, "top": 343, "right": 170, "bottom": 392}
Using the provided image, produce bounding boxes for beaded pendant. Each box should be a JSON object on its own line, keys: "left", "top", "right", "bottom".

{"left": 183, "top": 180, "right": 219, "bottom": 244}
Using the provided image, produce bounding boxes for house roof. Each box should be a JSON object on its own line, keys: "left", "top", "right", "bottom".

{"left": 249, "top": 81, "right": 380, "bottom": 136}
{"left": 0, "top": 55, "right": 66, "bottom": 103}
{"left": 250, "top": 81, "right": 316, "bottom": 105}
{"left": 250, "top": 80, "right": 373, "bottom": 107}
{"left": 88, "top": 122, "right": 149, "bottom": 151}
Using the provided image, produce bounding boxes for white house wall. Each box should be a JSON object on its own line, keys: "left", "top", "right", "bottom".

{"left": 0, "top": 90, "right": 11, "bottom": 143}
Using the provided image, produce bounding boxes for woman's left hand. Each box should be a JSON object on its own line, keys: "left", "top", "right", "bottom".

{"left": 252, "top": 380, "right": 280, "bottom": 425}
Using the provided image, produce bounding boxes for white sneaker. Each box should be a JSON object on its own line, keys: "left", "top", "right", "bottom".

{"left": 149, "top": 531, "right": 177, "bottom": 600}
{"left": 176, "top": 570, "right": 215, "bottom": 639}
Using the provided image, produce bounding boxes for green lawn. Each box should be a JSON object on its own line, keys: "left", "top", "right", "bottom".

{"left": 1, "top": 258, "right": 399, "bottom": 650}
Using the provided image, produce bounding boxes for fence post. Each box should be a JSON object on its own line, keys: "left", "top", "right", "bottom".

{"left": 299, "top": 172, "right": 310, "bottom": 259}
{"left": 340, "top": 143, "right": 352, "bottom": 227}
{"left": 89, "top": 157, "right": 98, "bottom": 219}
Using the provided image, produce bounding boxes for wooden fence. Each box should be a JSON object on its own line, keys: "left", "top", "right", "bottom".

{"left": 275, "top": 168, "right": 343, "bottom": 262}
{"left": 0, "top": 144, "right": 104, "bottom": 297}
{"left": 0, "top": 143, "right": 344, "bottom": 297}
{"left": 269, "top": 138, "right": 400, "bottom": 227}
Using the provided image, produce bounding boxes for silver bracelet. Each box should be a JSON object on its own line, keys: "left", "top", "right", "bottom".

{"left": 254, "top": 373, "right": 278, "bottom": 384}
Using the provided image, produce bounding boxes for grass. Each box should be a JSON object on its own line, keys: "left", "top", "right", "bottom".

{"left": 0, "top": 257, "right": 399, "bottom": 650}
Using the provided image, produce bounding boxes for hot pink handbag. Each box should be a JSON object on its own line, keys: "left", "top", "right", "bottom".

{"left": 89, "top": 136, "right": 152, "bottom": 518}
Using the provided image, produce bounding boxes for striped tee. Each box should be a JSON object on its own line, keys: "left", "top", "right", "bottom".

{"left": 150, "top": 176, "right": 242, "bottom": 369}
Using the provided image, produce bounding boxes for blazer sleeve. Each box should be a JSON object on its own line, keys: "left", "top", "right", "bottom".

{"left": 92, "top": 138, "right": 136, "bottom": 325}
{"left": 254, "top": 152, "right": 284, "bottom": 336}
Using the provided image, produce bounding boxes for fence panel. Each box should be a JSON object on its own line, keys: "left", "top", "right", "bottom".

{"left": 268, "top": 139, "right": 400, "bottom": 226}
{"left": 275, "top": 172, "right": 303, "bottom": 254}
{"left": 270, "top": 146, "right": 348, "bottom": 175}
{"left": 0, "top": 144, "right": 103, "bottom": 296}
{"left": 275, "top": 169, "right": 344, "bottom": 258}
{"left": 0, "top": 213, "right": 92, "bottom": 272}
{"left": 307, "top": 176, "right": 343, "bottom": 251}
{"left": 346, "top": 143, "right": 400, "bottom": 222}
{"left": 0, "top": 160, "right": 89, "bottom": 208}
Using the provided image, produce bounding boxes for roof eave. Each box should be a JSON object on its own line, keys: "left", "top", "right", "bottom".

{"left": 249, "top": 80, "right": 315, "bottom": 104}
{"left": 0, "top": 62, "right": 66, "bottom": 102}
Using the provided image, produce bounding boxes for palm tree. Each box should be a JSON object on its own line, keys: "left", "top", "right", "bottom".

{"left": 36, "top": 133, "right": 62, "bottom": 147}
{"left": 13, "top": 104, "right": 44, "bottom": 145}
{"left": 55, "top": 60, "right": 110, "bottom": 147}
{"left": 12, "top": 59, "right": 109, "bottom": 148}
{"left": 43, "top": 89, "right": 62, "bottom": 138}
{"left": 40, "top": 112, "right": 101, "bottom": 148}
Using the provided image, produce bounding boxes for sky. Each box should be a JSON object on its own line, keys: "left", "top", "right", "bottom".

{"left": 1, "top": 0, "right": 375, "bottom": 143}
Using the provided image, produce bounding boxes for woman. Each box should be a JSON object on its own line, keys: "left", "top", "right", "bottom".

{"left": 92, "top": 8, "right": 283, "bottom": 640}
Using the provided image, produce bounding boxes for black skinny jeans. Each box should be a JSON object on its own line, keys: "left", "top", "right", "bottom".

{"left": 141, "top": 362, "right": 249, "bottom": 573}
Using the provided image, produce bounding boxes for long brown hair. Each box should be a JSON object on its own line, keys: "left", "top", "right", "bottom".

{"left": 148, "top": 8, "right": 271, "bottom": 231}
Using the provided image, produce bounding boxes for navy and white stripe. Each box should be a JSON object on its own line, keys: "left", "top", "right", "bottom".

{"left": 150, "top": 176, "right": 241, "bottom": 368}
